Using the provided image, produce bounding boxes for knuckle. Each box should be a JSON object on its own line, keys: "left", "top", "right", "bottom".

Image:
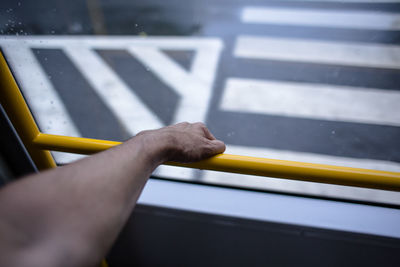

{"left": 194, "top": 122, "right": 205, "bottom": 127}
{"left": 177, "top": 121, "right": 190, "bottom": 128}
{"left": 196, "top": 123, "right": 208, "bottom": 132}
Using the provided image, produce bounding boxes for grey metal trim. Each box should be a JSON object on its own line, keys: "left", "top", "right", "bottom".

{"left": 139, "top": 179, "right": 400, "bottom": 239}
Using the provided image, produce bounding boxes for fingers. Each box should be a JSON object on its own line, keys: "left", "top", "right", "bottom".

{"left": 202, "top": 125, "right": 217, "bottom": 140}
{"left": 193, "top": 122, "right": 226, "bottom": 158}
{"left": 199, "top": 123, "right": 225, "bottom": 156}
{"left": 209, "top": 140, "right": 226, "bottom": 154}
{"left": 200, "top": 140, "right": 226, "bottom": 159}
{"left": 192, "top": 122, "right": 216, "bottom": 140}
{"left": 163, "top": 122, "right": 225, "bottom": 162}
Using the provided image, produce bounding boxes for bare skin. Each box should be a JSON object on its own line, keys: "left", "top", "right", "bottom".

{"left": 0, "top": 122, "right": 225, "bottom": 267}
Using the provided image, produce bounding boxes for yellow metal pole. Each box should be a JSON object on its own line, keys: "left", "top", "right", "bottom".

{"left": 2, "top": 47, "right": 399, "bottom": 192}
{"left": 0, "top": 51, "right": 56, "bottom": 170}
{"left": 100, "top": 259, "right": 109, "bottom": 267}
{"left": 33, "top": 133, "right": 400, "bottom": 192}
{"left": 33, "top": 133, "right": 120, "bottom": 154}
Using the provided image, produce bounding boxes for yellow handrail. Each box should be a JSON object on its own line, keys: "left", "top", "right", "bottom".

{"left": 1, "top": 50, "right": 400, "bottom": 192}
{"left": 0, "top": 51, "right": 56, "bottom": 169}
{"left": 32, "top": 133, "right": 400, "bottom": 191}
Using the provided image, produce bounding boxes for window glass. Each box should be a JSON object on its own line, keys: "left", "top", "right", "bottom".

{"left": 1, "top": 0, "right": 400, "bottom": 205}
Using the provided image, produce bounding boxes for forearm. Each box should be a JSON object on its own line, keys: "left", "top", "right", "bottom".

{"left": 0, "top": 134, "right": 166, "bottom": 266}
{"left": 0, "top": 122, "right": 225, "bottom": 267}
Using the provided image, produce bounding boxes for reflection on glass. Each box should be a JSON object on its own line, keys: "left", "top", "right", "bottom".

{"left": 1, "top": 0, "right": 399, "bottom": 204}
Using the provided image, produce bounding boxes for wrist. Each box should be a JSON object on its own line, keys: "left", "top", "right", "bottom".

{"left": 131, "top": 130, "right": 172, "bottom": 165}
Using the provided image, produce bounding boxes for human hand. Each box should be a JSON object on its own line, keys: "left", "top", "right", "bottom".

{"left": 137, "top": 122, "right": 226, "bottom": 163}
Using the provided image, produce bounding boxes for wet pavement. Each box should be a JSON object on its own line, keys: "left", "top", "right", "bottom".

{"left": 1, "top": 0, "right": 400, "bottom": 204}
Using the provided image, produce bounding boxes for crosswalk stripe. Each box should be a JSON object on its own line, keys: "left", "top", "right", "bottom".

{"left": 234, "top": 35, "right": 400, "bottom": 69}
{"left": 0, "top": 36, "right": 221, "bottom": 50}
{"left": 128, "top": 43, "right": 221, "bottom": 123}
{"left": 1, "top": 44, "right": 84, "bottom": 163}
{"left": 221, "top": 78, "right": 400, "bottom": 127}
{"left": 128, "top": 46, "right": 207, "bottom": 123}
{"left": 63, "top": 46, "right": 164, "bottom": 134}
{"left": 241, "top": 7, "right": 400, "bottom": 30}
{"left": 0, "top": 36, "right": 222, "bottom": 124}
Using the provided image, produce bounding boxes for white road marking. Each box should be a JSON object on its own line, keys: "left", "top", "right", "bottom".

{"left": 2, "top": 36, "right": 400, "bottom": 205}
{"left": 234, "top": 35, "right": 400, "bottom": 69}
{"left": 221, "top": 78, "right": 400, "bottom": 126}
{"left": 0, "top": 36, "right": 222, "bottom": 50}
{"left": 202, "top": 145, "right": 400, "bottom": 205}
{"left": 63, "top": 46, "right": 164, "bottom": 134}
{"left": 0, "top": 36, "right": 222, "bottom": 125}
{"left": 128, "top": 40, "right": 222, "bottom": 123}
{"left": 242, "top": 7, "right": 400, "bottom": 30}
{"left": 127, "top": 39, "right": 222, "bottom": 178}
{"left": 0, "top": 36, "right": 222, "bottom": 178}
{"left": 1, "top": 43, "right": 84, "bottom": 163}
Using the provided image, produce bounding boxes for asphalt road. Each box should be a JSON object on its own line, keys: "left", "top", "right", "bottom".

{"left": 1, "top": 0, "right": 400, "bottom": 203}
